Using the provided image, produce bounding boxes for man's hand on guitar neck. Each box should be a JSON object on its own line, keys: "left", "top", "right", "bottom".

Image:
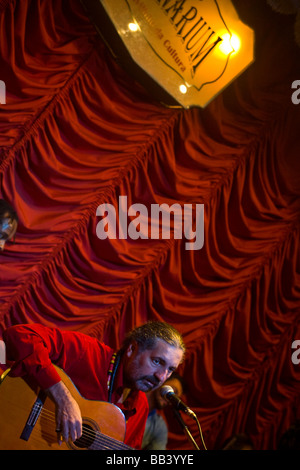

{"left": 46, "top": 380, "right": 82, "bottom": 445}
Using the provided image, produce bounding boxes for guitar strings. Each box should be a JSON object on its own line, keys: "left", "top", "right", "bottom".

{"left": 30, "top": 403, "right": 131, "bottom": 450}
{"left": 35, "top": 407, "right": 129, "bottom": 450}
{"left": 37, "top": 407, "right": 129, "bottom": 450}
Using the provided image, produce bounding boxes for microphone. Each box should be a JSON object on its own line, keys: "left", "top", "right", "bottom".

{"left": 160, "top": 385, "right": 196, "bottom": 419}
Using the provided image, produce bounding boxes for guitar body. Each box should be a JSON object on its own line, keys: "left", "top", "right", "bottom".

{"left": 0, "top": 366, "right": 127, "bottom": 450}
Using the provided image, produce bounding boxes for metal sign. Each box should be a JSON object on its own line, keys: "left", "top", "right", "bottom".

{"left": 85, "top": 0, "right": 255, "bottom": 108}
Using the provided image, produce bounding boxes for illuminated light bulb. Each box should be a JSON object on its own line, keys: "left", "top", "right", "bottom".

{"left": 128, "top": 22, "right": 139, "bottom": 32}
{"left": 179, "top": 84, "right": 187, "bottom": 94}
{"left": 219, "top": 33, "right": 241, "bottom": 55}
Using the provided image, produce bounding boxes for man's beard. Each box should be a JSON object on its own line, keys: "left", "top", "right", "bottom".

{"left": 130, "top": 374, "right": 160, "bottom": 392}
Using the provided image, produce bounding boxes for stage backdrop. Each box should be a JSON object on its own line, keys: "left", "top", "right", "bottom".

{"left": 0, "top": 0, "right": 299, "bottom": 450}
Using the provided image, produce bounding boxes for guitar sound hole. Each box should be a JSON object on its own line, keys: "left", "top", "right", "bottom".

{"left": 74, "top": 423, "right": 96, "bottom": 449}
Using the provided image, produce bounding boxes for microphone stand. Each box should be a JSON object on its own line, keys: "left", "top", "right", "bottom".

{"left": 172, "top": 409, "right": 200, "bottom": 450}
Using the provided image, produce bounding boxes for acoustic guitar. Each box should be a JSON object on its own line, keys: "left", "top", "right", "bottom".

{"left": 0, "top": 365, "right": 131, "bottom": 450}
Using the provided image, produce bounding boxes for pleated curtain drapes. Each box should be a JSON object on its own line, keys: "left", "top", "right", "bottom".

{"left": 0, "top": 0, "right": 299, "bottom": 450}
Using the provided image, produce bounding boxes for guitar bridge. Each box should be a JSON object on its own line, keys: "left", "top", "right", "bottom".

{"left": 20, "top": 390, "right": 47, "bottom": 441}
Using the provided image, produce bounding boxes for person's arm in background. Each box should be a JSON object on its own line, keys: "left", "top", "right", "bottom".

{"left": 142, "top": 413, "right": 168, "bottom": 450}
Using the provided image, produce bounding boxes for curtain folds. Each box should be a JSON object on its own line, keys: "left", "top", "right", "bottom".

{"left": 0, "top": 0, "right": 299, "bottom": 450}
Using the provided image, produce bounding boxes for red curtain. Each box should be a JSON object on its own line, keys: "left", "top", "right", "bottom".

{"left": 0, "top": 0, "right": 299, "bottom": 450}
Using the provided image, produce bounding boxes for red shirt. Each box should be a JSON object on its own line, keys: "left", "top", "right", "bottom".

{"left": 3, "top": 324, "right": 148, "bottom": 449}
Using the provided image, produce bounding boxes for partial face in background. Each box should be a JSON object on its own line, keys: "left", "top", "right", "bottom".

{"left": 123, "top": 338, "right": 183, "bottom": 392}
{"left": 152, "top": 376, "right": 184, "bottom": 410}
{"left": 0, "top": 213, "right": 18, "bottom": 251}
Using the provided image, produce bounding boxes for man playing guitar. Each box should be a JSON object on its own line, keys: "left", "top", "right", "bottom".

{"left": 2, "top": 321, "right": 185, "bottom": 449}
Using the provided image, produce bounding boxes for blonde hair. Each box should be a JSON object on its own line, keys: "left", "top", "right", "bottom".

{"left": 121, "top": 321, "right": 185, "bottom": 357}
